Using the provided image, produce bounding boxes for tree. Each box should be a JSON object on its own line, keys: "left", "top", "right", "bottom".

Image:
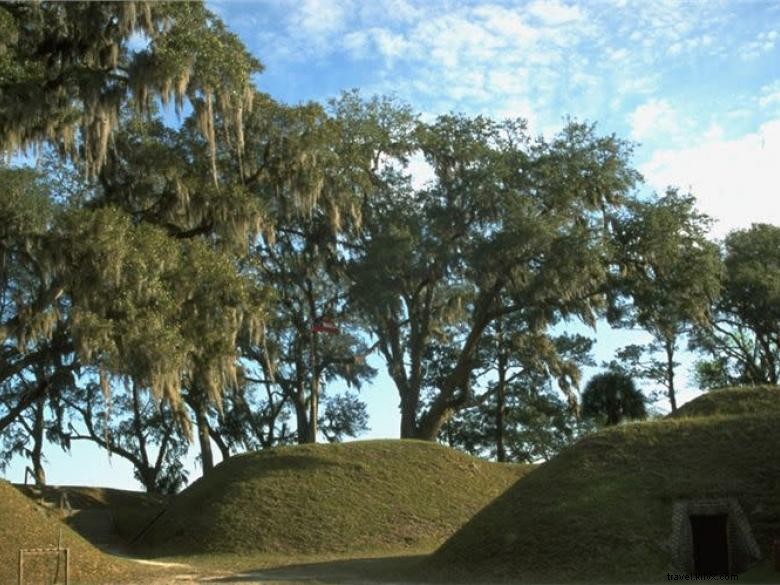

{"left": 0, "top": 167, "right": 73, "bottom": 440}
{"left": 581, "top": 371, "right": 646, "bottom": 426}
{"left": 348, "top": 109, "right": 640, "bottom": 440}
{"left": 441, "top": 329, "right": 594, "bottom": 463}
{"left": 692, "top": 224, "right": 780, "bottom": 387}
{"left": 610, "top": 189, "right": 721, "bottom": 412}
{"left": 236, "top": 96, "right": 379, "bottom": 444}
{"left": 0, "top": 161, "right": 268, "bottom": 476}
{"left": 0, "top": 365, "right": 66, "bottom": 487}
{"left": 62, "top": 376, "right": 189, "bottom": 494}
{"left": 319, "top": 393, "right": 369, "bottom": 443}
{"left": 1, "top": 3, "right": 270, "bottom": 477}
{"left": 0, "top": 2, "right": 260, "bottom": 181}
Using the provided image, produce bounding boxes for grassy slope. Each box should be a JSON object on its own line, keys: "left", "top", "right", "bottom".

{"left": 139, "top": 439, "right": 529, "bottom": 557}
{"left": 0, "top": 481, "right": 164, "bottom": 584}
{"left": 14, "top": 484, "right": 167, "bottom": 543}
{"left": 428, "top": 398, "right": 780, "bottom": 582}
{"left": 672, "top": 385, "right": 780, "bottom": 418}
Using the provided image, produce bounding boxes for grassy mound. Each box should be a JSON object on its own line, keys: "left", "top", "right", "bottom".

{"left": 15, "top": 484, "right": 167, "bottom": 544}
{"left": 0, "top": 480, "right": 158, "bottom": 584}
{"left": 427, "top": 414, "right": 780, "bottom": 582}
{"left": 138, "top": 439, "right": 528, "bottom": 556}
{"left": 673, "top": 385, "right": 780, "bottom": 418}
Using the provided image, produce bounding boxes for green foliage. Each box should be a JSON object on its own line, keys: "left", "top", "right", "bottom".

{"left": 442, "top": 328, "right": 594, "bottom": 463}
{"left": 612, "top": 189, "right": 720, "bottom": 336}
{"left": 347, "top": 104, "right": 639, "bottom": 439}
{"left": 319, "top": 392, "right": 369, "bottom": 443}
{"left": 610, "top": 189, "right": 721, "bottom": 411}
{"left": 442, "top": 385, "right": 582, "bottom": 463}
{"left": 0, "top": 2, "right": 260, "bottom": 179}
{"left": 581, "top": 370, "right": 647, "bottom": 426}
{"left": 692, "top": 223, "right": 780, "bottom": 387}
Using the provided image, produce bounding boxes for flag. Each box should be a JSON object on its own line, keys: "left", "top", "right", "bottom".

{"left": 312, "top": 316, "right": 339, "bottom": 334}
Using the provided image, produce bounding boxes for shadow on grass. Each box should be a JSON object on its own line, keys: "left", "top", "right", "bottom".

{"left": 208, "top": 554, "right": 429, "bottom": 583}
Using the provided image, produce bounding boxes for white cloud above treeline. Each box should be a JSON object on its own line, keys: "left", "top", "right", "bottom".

{"left": 641, "top": 119, "right": 780, "bottom": 239}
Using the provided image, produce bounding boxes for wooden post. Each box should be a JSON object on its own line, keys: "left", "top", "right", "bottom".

{"left": 17, "top": 549, "right": 22, "bottom": 585}
{"left": 64, "top": 548, "right": 70, "bottom": 585}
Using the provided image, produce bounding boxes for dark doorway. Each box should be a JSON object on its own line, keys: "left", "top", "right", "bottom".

{"left": 690, "top": 514, "right": 729, "bottom": 575}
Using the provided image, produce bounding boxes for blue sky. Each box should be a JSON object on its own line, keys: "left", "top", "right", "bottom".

{"left": 210, "top": 0, "right": 780, "bottom": 238}
{"left": 4, "top": 0, "right": 780, "bottom": 491}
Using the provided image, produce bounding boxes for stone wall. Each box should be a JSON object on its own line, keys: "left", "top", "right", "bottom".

{"left": 668, "top": 498, "right": 762, "bottom": 573}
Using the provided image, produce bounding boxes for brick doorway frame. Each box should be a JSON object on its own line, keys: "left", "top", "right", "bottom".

{"left": 669, "top": 498, "right": 761, "bottom": 574}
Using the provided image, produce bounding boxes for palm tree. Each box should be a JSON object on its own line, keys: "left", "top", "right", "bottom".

{"left": 582, "top": 371, "right": 647, "bottom": 426}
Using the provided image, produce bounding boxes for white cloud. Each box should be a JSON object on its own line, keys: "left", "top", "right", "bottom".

{"left": 487, "top": 69, "right": 530, "bottom": 96}
{"left": 641, "top": 119, "right": 780, "bottom": 238}
{"left": 739, "top": 29, "right": 779, "bottom": 60}
{"left": 628, "top": 98, "right": 679, "bottom": 141}
{"left": 289, "top": 0, "right": 351, "bottom": 41}
{"left": 357, "top": 0, "right": 421, "bottom": 24}
{"left": 472, "top": 5, "right": 539, "bottom": 42}
{"left": 343, "top": 27, "right": 413, "bottom": 62}
{"left": 220, "top": 0, "right": 753, "bottom": 141}
{"left": 526, "top": 0, "right": 583, "bottom": 26}
{"left": 759, "top": 80, "right": 780, "bottom": 108}
{"left": 607, "top": 47, "right": 630, "bottom": 62}
{"left": 342, "top": 30, "right": 369, "bottom": 57}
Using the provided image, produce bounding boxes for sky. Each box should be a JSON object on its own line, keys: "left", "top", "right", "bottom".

{"left": 4, "top": 0, "right": 780, "bottom": 491}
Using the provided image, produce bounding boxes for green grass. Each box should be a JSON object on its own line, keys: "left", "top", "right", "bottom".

{"left": 673, "top": 385, "right": 780, "bottom": 418}
{"left": 0, "top": 480, "right": 166, "bottom": 584}
{"left": 138, "top": 439, "right": 529, "bottom": 557}
{"left": 426, "top": 410, "right": 780, "bottom": 583}
{"left": 14, "top": 483, "right": 168, "bottom": 544}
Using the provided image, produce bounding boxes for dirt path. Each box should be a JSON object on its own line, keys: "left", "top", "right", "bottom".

{"left": 198, "top": 555, "right": 429, "bottom": 584}
{"left": 118, "top": 555, "right": 430, "bottom": 584}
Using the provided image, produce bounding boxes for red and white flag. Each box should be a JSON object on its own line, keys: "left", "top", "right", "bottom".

{"left": 312, "top": 316, "right": 339, "bottom": 334}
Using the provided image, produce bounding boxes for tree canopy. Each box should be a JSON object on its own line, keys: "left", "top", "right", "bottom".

{"left": 1, "top": 0, "right": 767, "bottom": 491}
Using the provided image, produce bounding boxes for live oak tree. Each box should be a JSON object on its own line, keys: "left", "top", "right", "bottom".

{"left": 240, "top": 98, "right": 378, "bottom": 444}
{"left": 1, "top": 2, "right": 269, "bottom": 478}
{"left": 0, "top": 2, "right": 260, "bottom": 182}
{"left": 692, "top": 224, "right": 780, "bottom": 387}
{"left": 200, "top": 379, "right": 296, "bottom": 459}
{"left": 0, "top": 363, "right": 70, "bottom": 488}
{"left": 0, "top": 167, "right": 70, "bottom": 439}
{"left": 349, "top": 109, "right": 640, "bottom": 440}
{"left": 0, "top": 166, "right": 88, "bottom": 489}
{"left": 610, "top": 189, "right": 721, "bottom": 412}
{"left": 0, "top": 151, "right": 268, "bottom": 477}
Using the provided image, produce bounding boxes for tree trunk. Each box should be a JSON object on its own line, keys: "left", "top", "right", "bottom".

{"left": 31, "top": 394, "right": 46, "bottom": 487}
{"left": 665, "top": 337, "right": 677, "bottom": 413}
{"left": 138, "top": 466, "right": 158, "bottom": 494}
{"left": 0, "top": 378, "right": 49, "bottom": 434}
{"left": 415, "top": 309, "right": 492, "bottom": 441}
{"left": 194, "top": 395, "right": 214, "bottom": 474}
{"left": 400, "top": 395, "right": 418, "bottom": 439}
{"left": 495, "top": 319, "right": 507, "bottom": 463}
{"left": 307, "top": 305, "right": 320, "bottom": 444}
{"left": 308, "top": 375, "right": 319, "bottom": 443}
{"left": 209, "top": 426, "right": 232, "bottom": 462}
{"left": 293, "top": 391, "right": 314, "bottom": 444}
